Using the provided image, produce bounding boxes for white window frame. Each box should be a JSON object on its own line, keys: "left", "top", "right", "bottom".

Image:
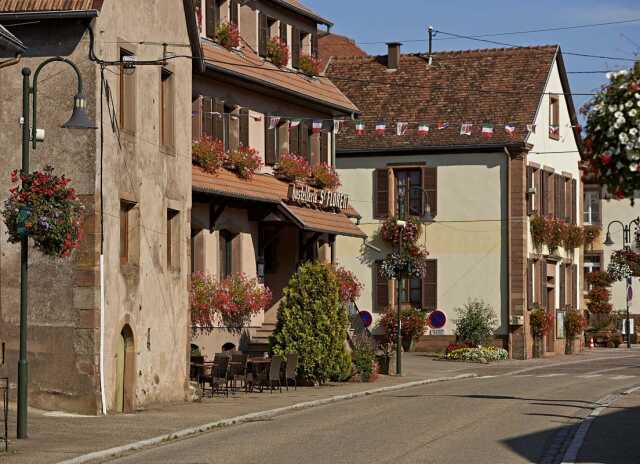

{"left": 583, "top": 190, "right": 601, "bottom": 225}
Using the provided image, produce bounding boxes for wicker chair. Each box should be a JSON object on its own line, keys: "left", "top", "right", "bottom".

{"left": 258, "top": 356, "right": 283, "bottom": 393}
{"left": 284, "top": 352, "right": 298, "bottom": 391}
{"left": 202, "top": 353, "right": 230, "bottom": 397}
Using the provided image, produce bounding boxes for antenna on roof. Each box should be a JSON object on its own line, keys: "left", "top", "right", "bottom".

{"left": 428, "top": 26, "right": 433, "bottom": 65}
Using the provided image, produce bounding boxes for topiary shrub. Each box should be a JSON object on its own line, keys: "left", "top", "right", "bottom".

{"left": 454, "top": 299, "right": 497, "bottom": 347}
{"left": 271, "top": 261, "right": 351, "bottom": 384}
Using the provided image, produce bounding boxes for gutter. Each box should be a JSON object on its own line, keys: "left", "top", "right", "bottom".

{"left": 0, "top": 24, "right": 26, "bottom": 52}
{"left": 269, "top": 0, "right": 333, "bottom": 28}
{"left": 204, "top": 62, "right": 358, "bottom": 116}
{"left": 0, "top": 10, "right": 99, "bottom": 21}
{"left": 337, "top": 142, "right": 528, "bottom": 157}
{"left": 0, "top": 53, "right": 22, "bottom": 70}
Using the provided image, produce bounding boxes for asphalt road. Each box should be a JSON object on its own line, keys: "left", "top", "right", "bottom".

{"left": 108, "top": 354, "right": 640, "bottom": 464}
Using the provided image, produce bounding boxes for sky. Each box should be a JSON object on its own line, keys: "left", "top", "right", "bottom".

{"left": 304, "top": 0, "right": 640, "bottom": 113}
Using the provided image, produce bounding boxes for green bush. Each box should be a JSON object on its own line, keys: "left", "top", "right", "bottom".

{"left": 454, "top": 299, "right": 497, "bottom": 346}
{"left": 271, "top": 261, "right": 351, "bottom": 384}
{"left": 351, "top": 334, "right": 376, "bottom": 381}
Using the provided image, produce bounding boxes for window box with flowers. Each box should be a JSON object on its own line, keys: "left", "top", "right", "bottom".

{"left": 310, "top": 163, "right": 340, "bottom": 190}
{"left": 273, "top": 152, "right": 310, "bottom": 182}
{"left": 298, "top": 54, "right": 321, "bottom": 77}
{"left": 226, "top": 144, "right": 263, "bottom": 179}
{"left": 2, "top": 167, "right": 84, "bottom": 258}
{"left": 266, "top": 37, "right": 289, "bottom": 67}
{"left": 215, "top": 22, "right": 240, "bottom": 50}
{"left": 193, "top": 138, "right": 262, "bottom": 179}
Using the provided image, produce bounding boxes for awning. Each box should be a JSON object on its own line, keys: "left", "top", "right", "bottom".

{"left": 192, "top": 165, "right": 366, "bottom": 238}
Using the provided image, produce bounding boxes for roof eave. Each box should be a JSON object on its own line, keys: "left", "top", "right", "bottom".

{"left": 203, "top": 61, "right": 359, "bottom": 116}
{"left": 337, "top": 142, "right": 528, "bottom": 156}
{"left": 0, "top": 26, "right": 26, "bottom": 52}
{"left": 555, "top": 48, "right": 583, "bottom": 159}
{"left": 0, "top": 10, "right": 99, "bottom": 21}
{"left": 270, "top": 0, "right": 333, "bottom": 28}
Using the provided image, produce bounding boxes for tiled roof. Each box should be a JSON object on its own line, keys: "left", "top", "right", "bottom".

{"left": 273, "top": 0, "right": 332, "bottom": 27}
{"left": 318, "top": 32, "right": 366, "bottom": 69}
{"left": 0, "top": 0, "right": 103, "bottom": 12}
{"left": 0, "top": 24, "right": 25, "bottom": 51}
{"left": 281, "top": 204, "right": 366, "bottom": 238}
{"left": 201, "top": 40, "right": 358, "bottom": 114}
{"left": 326, "top": 46, "right": 561, "bottom": 152}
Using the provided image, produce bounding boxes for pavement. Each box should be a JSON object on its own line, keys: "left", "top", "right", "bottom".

{"left": 2, "top": 349, "right": 639, "bottom": 464}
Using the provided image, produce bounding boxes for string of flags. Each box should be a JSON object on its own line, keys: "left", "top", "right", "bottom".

{"left": 197, "top": 111, "right": 578, "bottom": 138}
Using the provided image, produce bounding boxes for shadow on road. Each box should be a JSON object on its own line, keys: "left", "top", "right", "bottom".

{"left": 389, "top": 393, "right": 597, "bottom": 405}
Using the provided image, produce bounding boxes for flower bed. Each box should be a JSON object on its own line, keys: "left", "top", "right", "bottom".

{"left": 266, "top": 37, "right": 289, "bottom": 67}
{"left": 298, "top": 54, "right": 321, "bottom": 77}
{"left": 215, "top": 22, "right": 240, "bottom": 49}
{"left": 310, "top": 163, "right": 340, "bottom": 190}
{"left": 445, "top": 346, "right": 508, "bottom": 362}
{"left": 2, "top": 167, "right": 84, "bottom": 258}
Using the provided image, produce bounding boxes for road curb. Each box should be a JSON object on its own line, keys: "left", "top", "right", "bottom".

{"left": 56, "top": 373, "right": 477, "bottom": 464}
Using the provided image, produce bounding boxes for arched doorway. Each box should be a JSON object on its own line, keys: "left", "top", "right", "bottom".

{"left": 115, "top": 325, "right": 135, "bottom": 413}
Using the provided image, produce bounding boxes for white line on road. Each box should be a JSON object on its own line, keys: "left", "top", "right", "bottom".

{"left": 537, "top": 373, "right": 567, "bottom": 378}
{"left": 578, "top": 374, "right": 602, "bottom": 378}
{"left": 611, "top": 375, "right": 636, "bottom": 380}
{"left": 475, "top": 375, "right": 498, "bottom": 379}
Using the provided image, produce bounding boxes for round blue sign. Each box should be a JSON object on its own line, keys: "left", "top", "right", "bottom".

{"left": 359, "top": 311, "right": 373, "bottom": 328}
{"left": 428, "top": 310, "right": 447, "bottom": 329}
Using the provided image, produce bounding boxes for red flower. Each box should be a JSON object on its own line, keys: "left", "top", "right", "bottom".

{"left": 600, "top": 152, "right": 612, "bottom": 165}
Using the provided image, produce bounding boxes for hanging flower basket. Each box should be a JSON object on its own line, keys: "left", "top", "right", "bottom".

{"left": 379, "top": 247, "right": 429, "bottom": 279}
{"left": 378, "top": 216, "right": 421, "bottom": 247}
{"left": 266, "top": 37, "right": 289, "bottom": 67}
{"left": 332, "top": 265, "right": 363, "bottom": 303}
{"left": 581, "top": 63, "right": 640, "bottom": 201}
{"left": 273, "top": 152, "right": 310, "bottom": 182}
{"left": 310, "top": 163, "right": 341, "bottom": 190}
{"left": 583, "top": 225, "right": 601, "bottom": 249}
{"left": 1, "top": 167, "right": 84, "bottom": 258}
{"left": 608, "top": 249, "right": 640, "bottom": 280}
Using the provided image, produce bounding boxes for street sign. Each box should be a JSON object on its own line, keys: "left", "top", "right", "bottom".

{"left": 359, "top": 311, "right": 373, "bottom": 328}
{"left": 428, "top": 310, "right": 447, "bottom": 329}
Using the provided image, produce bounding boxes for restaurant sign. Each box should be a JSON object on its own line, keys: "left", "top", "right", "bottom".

{"left": 288, "top": 184, "right": 349, "bottom": 211}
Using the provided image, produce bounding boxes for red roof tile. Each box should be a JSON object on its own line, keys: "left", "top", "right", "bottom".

{"left": 326, "top": 46, "right": 561, "bottom": 151}
{"left": 0, "top": 0, "right": 103, "bottom": 12}
{"left": 318, "top": 32, "right": 366, "bottom": 69}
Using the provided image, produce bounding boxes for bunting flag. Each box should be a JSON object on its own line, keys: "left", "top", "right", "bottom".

{"left": 549, "top": 125, "right": 559, "bottom": 138}
{"left": 481, "top": 124, "right": 494, "bottom": 138}
{"left": 396, "top": 122, "right": 408, "bottom": 136}
{"left": 504, "top": 124, "right": 516, "bottom": 136}
{"left": 375, "top": 122, "right": 386, "bottom": 135}
{"left": 268, "top": 116, "right": 281, "bottom": 130}
{"left": 355, "top": 120, "right": 365, "bottom": 135}
{"left": 312, "top": 120, "right": 323, "bottom": 134}
{"left": 418, "top": 123, "right": 430, "bottom": 136}
{"left": 289, "top": 119, "right": 301, "bottom": 130}
{"left": 333, "top": 119, "right": 344, "bottom": 134}
{"left": 460, "top": 123, "right": 473, "bottom": 136}
{"left": 437, "top": 122, "right": 449, "bottom": 130}
{"left": 526, "top": 124, "right": 536, "bottom": 133}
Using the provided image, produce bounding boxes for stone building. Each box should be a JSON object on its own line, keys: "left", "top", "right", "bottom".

{"left": 187, "top": 0, "right": 364, "bottom": 357}
{"left": 0, "top": 0, "right": 194, "bottom": 414}
{"left": 325, "top": 42, "right": 584, "bottom": 359}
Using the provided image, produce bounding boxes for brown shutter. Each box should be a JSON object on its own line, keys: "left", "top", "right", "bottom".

{"left": 299, "top": 121, "right": 309, "bottom": 162}
{"left": 422, "top": 259, "right": 437, "bottom": 310}
{"left": 202, "top": 96, "right": 214, "bottom": 137}
{"left": 571, "top": 264, "right": 578, "bottom": 308}
{"left": 540, "top": 170, "right": 546, "bottom": 216}
{"left": 527, "top": 258, "right": 533, "bottom": 309}
{"left": 422, "top": 166, "right": 437, "bottom": 218}
{"left": 205, "top": 0, "right": 218, "bottom": 39}
{"left": 310, "top": 133, "right": 320, "bottom": 166}
{"left": 291, "top": 27, "right": 300, "bottom": 68}
{"left": 571, "top": 179, "right": 577, "bottom": 224}
{"left": 213, "top": 98, "right": 225, "bottom": 141}
{"left": 320, "top": 133, "right": 328, "bottom": 165}
{"left": 280, "top": 22, "right": 288, "bottom": 42}
{"left": 264, "top": 120, "right": 276, "bottom": 165}
{"left": 229, "top": 109, "right": 240, "bottom": 151}
{"left": 374, "top": 261, "right": 389, "bottom": 313}
{"left": 229, "top": 0, "right": 238, "bottom": 26}
{"left": 277, "top": 121, "right": 288, "bottom": 159}
{"left": 239, "top": 108, "right": 250, "bottom": 147}
{"left": 559, "top": 263, "right": 566, "bottom": 309}
{"left": 374, "top": 169, "right": 389, "bottom": 219}
{"left": 258, "top": 12, "right": 268, "bottom": 57}
{"left": 541, "top": 257, "right": 547, "bottom": 307}
{"left": 547, "top": 171, "right": 555, "bottom": 218}
{"left": 192, "top": 96, "right": 203, "bottom": 141}
{"left": 527, "top": 166, "right": 533, "bottom": 216}
{"left": 534, "top": 259, "right": 542, "bottom": 305}
{"left": 290, "top": 123, "right": 299, "bottom": 154}
{"left": 555, "top": 174, "right": 565, "bottom": 221}
{"left": 534, "top": 169, "right": 541, "bottom": 214}
{"left": 311, "top": 32, "right": 318, "bottom": 58}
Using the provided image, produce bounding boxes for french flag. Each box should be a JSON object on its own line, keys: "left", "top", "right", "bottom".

{"left": 375, "top": 122, "right": 386, "bottom": 135}
{"left": 312, "top": 120, "right": 322, "bottom": 134}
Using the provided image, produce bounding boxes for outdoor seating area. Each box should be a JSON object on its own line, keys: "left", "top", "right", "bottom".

{"left": 191, "top": 352, "right": 299, "bottom": 397}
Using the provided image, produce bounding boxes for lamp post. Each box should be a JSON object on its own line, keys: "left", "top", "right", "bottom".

{"left": 603, "top": 217, "right": 640, "bottom": 350}
{"left": 17, "top": 58, "right": 94, "bottom": 439}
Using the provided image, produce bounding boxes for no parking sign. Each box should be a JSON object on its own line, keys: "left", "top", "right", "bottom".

{"left": 428, "top": 310, "right": 447, "bottom": 329}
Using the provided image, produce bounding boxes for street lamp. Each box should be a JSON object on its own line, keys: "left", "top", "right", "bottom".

{"left": 603, "top": 217, "right": 640, "bottom": 350}
{"left": 17, "top": 57, "right": 95, "bottom": 439}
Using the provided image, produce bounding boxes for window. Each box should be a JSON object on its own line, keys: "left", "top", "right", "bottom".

{"left": 549, "top": 95, "right": 560, "bottom": 140}
{"left": 584, "top": 252, "right": 602, "bottom": 291}
{"left": 219, "top": 230, "right": 235, "bottom": 279}
{"left": 205, "top": 0, "right": 224, "bottom": 39}
{"left": 119, "top": 49, "right": 136, "bottom": 132}
{"left": 167, "top": 209, "right": 179, "bottom": 270}
{"left": 584, "top": 189, "right": 601, "bottom": 225}
{"left": 160, "top": 68, "right": 174, "bottom": 148}
{"left": 395, "top": 169, "right": 422, "bottom": 217}
{"left": 120, "top": 201, "right": 135, "bottom": 265}
{"left": 258, "top": 13, "right": 274, "bottom": 57}
{"left": 399, "top": 277, "right": 422, "bottom": 307}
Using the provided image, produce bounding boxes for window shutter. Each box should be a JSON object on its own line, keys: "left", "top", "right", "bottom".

{"left": 534, "top": 259, "right": 542, "bottom": 304}
{"left": 202, "top": 96, "right": 214, "bottom": 137}
{"left": 213, "top": 98, "right": 225, "bottom": 141}
{"left": 299, "top": 121, "right": 309, "bottom": 162}
{"left": 527, "top": 166, "right": 534, "bottom": 216}
{"left": 277, "top": 121, "right": 288, "bottom": 159}
{"left": 571, "top": 179, "right": 577, "bottom": 225}
{"left": 546, "top": 171, "right": 555, "bottom": 217}
{"left": 555, "top": 174, "right": 565, "bottom": 220}
{"left": 258, "top": 12, "right": 268, "bottom": 57}
{"left": 310, "top": 133, "right": 320, "bottom": 166}
{"left": 205, "top": 0, "right": 218, "bottom": 39}
{"left": 279, "top": 22, "right": 287, "bottom": 42}
{"left": 571, "top": 264, "right": 578, "bottom": 308}
{"left": 541, "top": 257, "right": 547, "bottom": 307}
{"left": 290, "top": 123, "right": 299, "bottom": 154}
{"left": 311, "top": 32, "right": 319, "bottom": 58}
{"left": 320, "top": 133, "right": 328, "bottom": 165}
{"left": 229, "top": 0, "right": 238, "bottom": 26}
{"left": 229, "top": 110, "right": 240, "bottom": 151}
{"left": 291, "top": 27, "right": 300, "bottom": 68}
{"left": 534, "top": 169, "right": 541, "bottom": 214}
{"left": 422, "top": 166, "right": 437, "bottom": 218}
{"left": 527, "top": 258, "right": 533, "bottom": 309}
{"left": 422, "top": 259, "right": 437, "bottom": 310}
{"left": 374, "top": 261, "right": 389, "bottom": 313}
{"left": 540, "top": 170, "right": 546, "bottom": 216}
{"left": 559, "top": 263, "right": 566, "bottom": 309}
{"left": 192, "top": 96, "right": 203, "bottom": 141}
{"left": 239, "top": 108, "right": 250, "bottom": 147}
{"left": 373, "top": 169, "right": 389, "bottom": 219}
{"left": 264, "top": 120, "right": 276, "bottom": 165}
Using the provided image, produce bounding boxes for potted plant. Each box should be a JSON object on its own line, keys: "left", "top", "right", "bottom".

{"left": 2, "top": 166, "right": 84, "bottom": 258}
{"left": 192, "top": 137, "right": 227, "bottom": 174}
{"left": 331, "top": 265, "right": 363, "bottom": 304}
{"left": 562, "top": 223, "right": 584, "bottom": 255}
{"left": 378, "top": 308, "right": 427, "bottom": 352}
{"left": 298, "top": 53, "right": 321, "bottom": 77}
{"left": 565, "top": 308, "right": 587, "bottom": 354}
{"left": 225, "top": 144, "right": 263, "bottom": 179}
{"left": 310, "top": 163, "right": 341, "bottom": 190}
{"left": 215, "top": 22, "right": 240, "bottom": 50}
{"left": 375, "top": 342, "right": 394, "bottom": 375}
{"left": 529, "top": 305, "right": 553, "bottom": 358}
{"left": 544, "top": 217, "right": 565, "bottom": 255}
{"left": 530, "top": 215, "right": 546, "bottom": 253}
{"left": 214, "top": 272, "right": 272, "bottom": 334}
{"left": 266, "top": 37, "right": 289, "bottom": 67}
{"left": 273, "top": 152, "right": 310, "bottom": 182}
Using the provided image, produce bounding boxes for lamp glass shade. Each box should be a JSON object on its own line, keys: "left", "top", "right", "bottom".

{"left": 604, "top": 232, "right": 615, "bottom": 246}
{"left": 62, "top": 95, "right": 96, "bottom": 129}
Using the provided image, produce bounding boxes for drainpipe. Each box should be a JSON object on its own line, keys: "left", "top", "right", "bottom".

{"left": 0, "top": 53, "right": 22, "bottom": 70}
{"left": 331, "top": 130, "right": 337, "bottom": 265}
{"left": 99, "top": 254, "right": 107, "bottom": 415}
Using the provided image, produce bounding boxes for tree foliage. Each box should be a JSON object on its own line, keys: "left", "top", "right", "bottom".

{"left": 454, "top": 299, "right": 498, "bottom": 346}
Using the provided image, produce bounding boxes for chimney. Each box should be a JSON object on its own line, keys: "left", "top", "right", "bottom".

{"left": 386, "top": 42, "right": 402, "bottom": 70}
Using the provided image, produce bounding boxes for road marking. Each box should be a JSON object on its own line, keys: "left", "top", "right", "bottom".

{"left": 537, "top": 373, "right": 567, "bottom": 378}
{"left": 578, "top": 374, "right": 602, "bottom": 378}
{"left": 475, "top": 375, "right": 497, "bottom": 379}
{"left": 505, "top": 354, "right": 639, "bottom": 377}
{"left": 611, "top": 375, "right": 636, "bottom": 380}
{"left": 516, "top": 374, "right": 534, "bottom": 377}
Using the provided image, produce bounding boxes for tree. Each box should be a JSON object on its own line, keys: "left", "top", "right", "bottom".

{"left": 454, "top": 299, "right": 498, "bottom": 346}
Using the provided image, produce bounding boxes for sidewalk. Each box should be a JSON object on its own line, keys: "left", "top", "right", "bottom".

{"left": 0, "top": 350, "right": 628, "bottom": 464}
